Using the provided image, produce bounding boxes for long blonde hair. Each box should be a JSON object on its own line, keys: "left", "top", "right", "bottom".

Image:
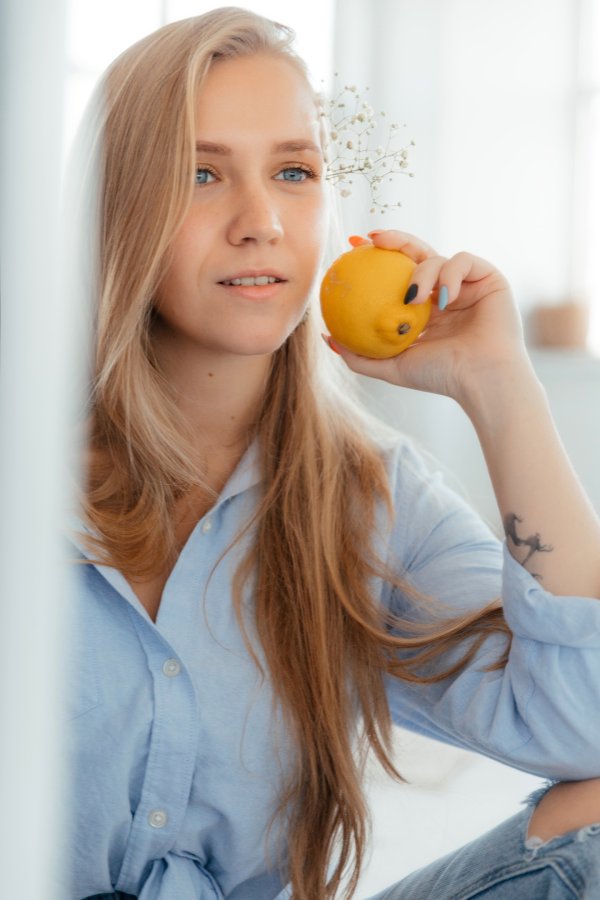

{"left": 76, "top": 9, "right": 511, "bottom": 898}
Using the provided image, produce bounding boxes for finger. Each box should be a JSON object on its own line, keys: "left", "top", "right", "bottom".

{"left": 435, "top": 252, "right": 499, "bottom": 309}
{"left": 366, "top": 229, "right": 437, "bottom": 263}
{"left": 348, "top": 234, "right": 371, "bottom": 247}
{"left": 403, "top": 251, "right": 503, "bottom": 312}
{"left": 402, "top": 256, "right": 447, "bottom": 306}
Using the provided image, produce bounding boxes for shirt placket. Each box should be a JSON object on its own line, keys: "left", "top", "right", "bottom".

{"left": 116, "top": 615, "right": 200, "bottom": 888}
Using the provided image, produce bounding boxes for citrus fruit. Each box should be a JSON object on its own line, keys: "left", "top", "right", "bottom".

{"left": 320, "top": 245, "right": 432, "bottom": 359}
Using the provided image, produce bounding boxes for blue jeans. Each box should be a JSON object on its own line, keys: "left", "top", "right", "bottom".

{"left": 367, "top": 783, "right": 600, "bottom": 899}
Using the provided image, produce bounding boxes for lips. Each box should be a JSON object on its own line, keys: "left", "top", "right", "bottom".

{"left": 218, "top": 269, "right": 288, "bottom": 285}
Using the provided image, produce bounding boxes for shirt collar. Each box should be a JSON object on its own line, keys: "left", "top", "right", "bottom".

{"left": 217, "top": 438, "right": 262, "bottom": 503}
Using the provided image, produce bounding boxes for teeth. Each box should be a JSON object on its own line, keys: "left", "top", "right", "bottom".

{"left": 223, "top": 276, "right": 281, "bottom": 286}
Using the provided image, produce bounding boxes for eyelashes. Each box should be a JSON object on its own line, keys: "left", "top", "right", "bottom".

{"left": 194, "top": 164, "right": 319, "bottom": 186}
{"left": 194, "top": 166, "right": 218, "bottom": 185}
{"left": 274, "top": 165, "right": 319, "bottom": 183}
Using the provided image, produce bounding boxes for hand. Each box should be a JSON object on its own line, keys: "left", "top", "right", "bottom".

{"left": 325, "top": 230, "right": 528, "bottom": 406}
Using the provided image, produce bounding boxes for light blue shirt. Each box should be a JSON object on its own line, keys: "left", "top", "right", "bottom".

{"left": 64, "top": 436, "right": 600, "bottom": 899}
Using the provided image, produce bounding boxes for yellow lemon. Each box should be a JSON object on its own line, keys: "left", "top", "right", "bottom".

{"left": 320, "top": 245, "right": 432, "bottom": 359}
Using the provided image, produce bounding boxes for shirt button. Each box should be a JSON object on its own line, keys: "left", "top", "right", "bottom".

{"left": 148, "top": 809, "right": 168, "bottom": 828}
{"left": 201, "top": 518, "right": 213, "bottom": 534}
{"left": 162, "top": 658, "right": 181, "bottom": 678}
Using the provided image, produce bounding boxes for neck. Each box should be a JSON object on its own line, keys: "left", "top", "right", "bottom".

{"left": 151, "top": 325, "right": 272, "bottom": 455}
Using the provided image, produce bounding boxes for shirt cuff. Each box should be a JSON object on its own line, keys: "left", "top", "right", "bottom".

{"left": 501, "top": 542, "right": 600, "bottom": 648}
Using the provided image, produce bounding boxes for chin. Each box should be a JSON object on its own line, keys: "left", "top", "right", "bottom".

{"left": 229, "top": 338, "right": 289, "bottom": 357}
{"left": 224, "top": 323, "right": 303, "bottom": 357}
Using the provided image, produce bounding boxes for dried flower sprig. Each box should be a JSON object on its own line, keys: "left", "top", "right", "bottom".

{"left": 317, "top": 75, "right": 415, "bottom": 214}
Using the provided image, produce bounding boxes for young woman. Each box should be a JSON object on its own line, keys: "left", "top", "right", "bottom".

{"left": 66, "top": 7, "right": 600, "bottom": 900}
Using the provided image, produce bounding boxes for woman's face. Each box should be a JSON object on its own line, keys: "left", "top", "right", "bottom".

{"left": 153, "top": 53, "right": 329, "bottom": 359}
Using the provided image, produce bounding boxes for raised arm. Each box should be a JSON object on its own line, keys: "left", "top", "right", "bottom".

{"left": 325, "top": 230, "right": 600, "bottom": 599}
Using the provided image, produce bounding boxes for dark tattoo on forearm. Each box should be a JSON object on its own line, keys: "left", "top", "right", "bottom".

{"left": 504, "top": 513, "right": 553, "bottom": 580}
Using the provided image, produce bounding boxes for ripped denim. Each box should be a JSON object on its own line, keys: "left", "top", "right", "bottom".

{"left": 367, "top": 781, "right": 600, "bottom": 899}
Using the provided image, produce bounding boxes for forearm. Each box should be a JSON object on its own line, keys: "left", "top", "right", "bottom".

{"left": 461, "top": 353, "right": 600, "bottom": 598}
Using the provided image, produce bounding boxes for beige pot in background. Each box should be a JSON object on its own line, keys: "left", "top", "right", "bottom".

{"left": 529, "top": 301, "right": 590, "bottom": 349}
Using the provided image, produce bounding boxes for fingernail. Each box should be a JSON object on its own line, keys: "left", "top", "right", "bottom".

{"left": 348, "top": 235, "right": 365, "bottom": 247}
{"left": 321, "top": 333, "right": 341, "bottom": 354}
{"left": 438, "top": 285, "right": 449, "bottom": 311}
{"left": 367, "top": 230, "right": 383, "bottom": 237}
{"left": 404, "top": 283, "right": 418, "bottom": 304}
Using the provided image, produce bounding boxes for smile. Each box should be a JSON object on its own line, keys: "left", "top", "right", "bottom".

{"left": 220, "top": 276, "right": 283, "bottom": 286}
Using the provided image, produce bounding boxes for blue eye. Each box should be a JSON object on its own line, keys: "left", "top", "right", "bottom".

{"left": 276, "top": 166, "right": 314, "bottom": 182}
{"left": 195, "top": 167, "right": 216, "bottom": 185}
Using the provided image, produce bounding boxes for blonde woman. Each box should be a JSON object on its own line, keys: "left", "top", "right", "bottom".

{"left": 67, "top": 7, "right": 600, "bottom": 900}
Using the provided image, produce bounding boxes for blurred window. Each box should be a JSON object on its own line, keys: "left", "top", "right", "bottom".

{"left": 64, "top": 0, "right": 334, "bottom": 156}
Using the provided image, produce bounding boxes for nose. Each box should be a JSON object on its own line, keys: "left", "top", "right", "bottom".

{"left": 226, "top": 180, "right": 284, "bottom": 246}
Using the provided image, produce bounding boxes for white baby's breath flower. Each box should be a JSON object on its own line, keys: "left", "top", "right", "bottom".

{"left": 319, "top": 76, "right": 414, "bottom": 212}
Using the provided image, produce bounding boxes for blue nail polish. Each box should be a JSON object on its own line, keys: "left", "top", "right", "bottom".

{"left": 438, "top": 285, "right": 449, "bottom": 311}
{"left": 404, "top": 283, "right": 418, "bottom": 304}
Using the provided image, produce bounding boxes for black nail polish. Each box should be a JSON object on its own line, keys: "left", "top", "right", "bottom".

{"left": 404, "top": 284, "right": 418, "bottom": 304}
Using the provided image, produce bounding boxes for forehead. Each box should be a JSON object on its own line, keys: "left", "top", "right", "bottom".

{"left": 195, "top": 54, "right": 320, "bottom": 142}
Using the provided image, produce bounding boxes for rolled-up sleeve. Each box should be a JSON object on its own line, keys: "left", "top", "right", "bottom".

{"left": 381, "top": 438, "right": 600, "bottom": 781}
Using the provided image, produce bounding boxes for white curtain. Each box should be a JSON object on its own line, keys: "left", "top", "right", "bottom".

{"left": 0, "top": 1, "right": 72, "bottom": 896}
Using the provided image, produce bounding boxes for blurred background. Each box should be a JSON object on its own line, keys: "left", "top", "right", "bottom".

{"left": 1, "top": 0, "right": 599, "bottom": 896}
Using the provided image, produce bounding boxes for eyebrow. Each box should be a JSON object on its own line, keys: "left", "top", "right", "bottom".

{"left": 195, "top": 139, "right": 323, "bottom": 156}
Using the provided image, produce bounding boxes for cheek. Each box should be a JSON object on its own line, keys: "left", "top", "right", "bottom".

{"left": 154, "top": 265, "right": 180, "bottom": 317}
{"left": 312, "top": 188, "right": 330, "bottom": 232}
{"left": 154, "top": 261, "right": 193, "bottom": 326}
{"left": 155, "top": 229, "right": 199, "bottom": 302}
{"left": 298, "top": 195, "right": 329, "bottom": 259}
